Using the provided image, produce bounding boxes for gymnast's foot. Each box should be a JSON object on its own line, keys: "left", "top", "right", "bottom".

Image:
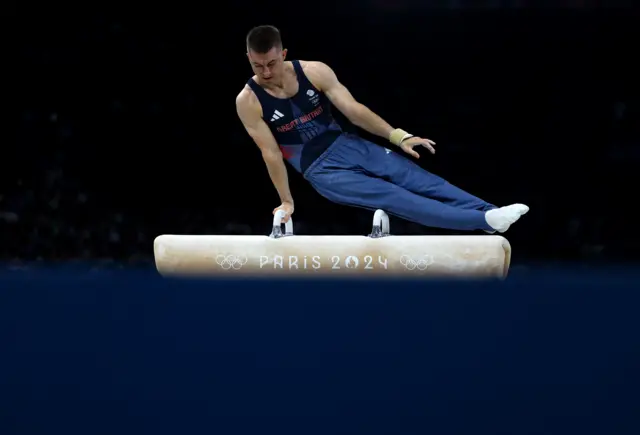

{"left": 484, "top": 203, "right": 529, "bottom": 233}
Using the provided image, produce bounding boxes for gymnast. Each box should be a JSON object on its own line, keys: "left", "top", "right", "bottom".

{"left": 235, "top": 25, "right": 529, "bottom": 233}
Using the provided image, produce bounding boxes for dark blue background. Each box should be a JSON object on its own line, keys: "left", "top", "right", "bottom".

{"left": 1, "top": 269, "right": 638, "bottom": 434}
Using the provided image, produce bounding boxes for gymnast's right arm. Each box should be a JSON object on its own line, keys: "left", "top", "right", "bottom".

{"left": 236, "top": 88, "right": 294, "bottom": 211}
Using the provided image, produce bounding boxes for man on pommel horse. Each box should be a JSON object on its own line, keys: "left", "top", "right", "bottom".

{"left": 236, "top": 25, "right": 529, "bottom": 234}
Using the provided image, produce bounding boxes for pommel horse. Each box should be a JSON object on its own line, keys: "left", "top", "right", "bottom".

{"left": 153, "top": 209, "right": 512, "bottom": 279}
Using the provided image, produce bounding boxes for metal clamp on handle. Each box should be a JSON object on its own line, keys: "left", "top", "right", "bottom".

{"left": 269, "top": 209, "right": 294, "bottom": 239}
{"left": 368, "top": 209, "right": 390, "bottom": 238}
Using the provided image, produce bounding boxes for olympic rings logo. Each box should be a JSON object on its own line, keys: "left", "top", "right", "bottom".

{"left": 216, "top": 254, "right": 248, "bottom": 270}
{"left": 400, "top": 255, "right": 434, "bottom": 271}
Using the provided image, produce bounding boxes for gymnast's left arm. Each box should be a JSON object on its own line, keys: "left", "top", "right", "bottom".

{"left": 306, "top": 61, "right": 436, "bottom": 157}
{"left": 307, "top": 61, "right": 393, "bottom": 138}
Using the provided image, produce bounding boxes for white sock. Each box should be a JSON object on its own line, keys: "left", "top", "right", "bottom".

{"left": 485, "top": 204, "right": 529, "bottom": 233}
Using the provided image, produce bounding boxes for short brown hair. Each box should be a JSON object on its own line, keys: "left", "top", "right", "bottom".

{"left": 246, "top": 25, "right": 282, "bottom": 53}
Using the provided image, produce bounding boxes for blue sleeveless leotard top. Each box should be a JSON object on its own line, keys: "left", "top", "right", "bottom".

{"left": 246, "top": 60, "right": 343, "bottom": 173}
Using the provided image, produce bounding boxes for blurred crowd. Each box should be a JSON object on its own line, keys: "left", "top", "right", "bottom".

{"left": 4, "top": 98, "right": 636, "bottom": 268}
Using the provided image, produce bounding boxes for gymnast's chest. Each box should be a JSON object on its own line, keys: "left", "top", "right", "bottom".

{"left": 262, "top": 93, "right": 321, "bottom": 128}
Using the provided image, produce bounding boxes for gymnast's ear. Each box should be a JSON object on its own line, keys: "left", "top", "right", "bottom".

{"left": 282, "top": 48, "right": 287, "bottom": 60}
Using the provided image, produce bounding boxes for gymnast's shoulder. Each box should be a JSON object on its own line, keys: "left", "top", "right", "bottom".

{"left": 298, "top": 60, "right": 339, "bottom": 87}
{"left": 235, "top": 83, "right": 260, "bottom": 111}
{"left": 298, "top": 60, "right": 334, "bottom": 75}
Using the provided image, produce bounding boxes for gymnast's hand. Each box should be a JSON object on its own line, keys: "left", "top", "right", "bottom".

{"left": 273, "top": 201, "right": 294, "bottom": 223}
{"left": 400, "top": 136, "right": 436, "bottom": 158}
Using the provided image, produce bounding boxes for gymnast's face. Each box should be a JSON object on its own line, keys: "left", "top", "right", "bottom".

{"left": 247, "top": 46, "right": 287, "bottom": 83}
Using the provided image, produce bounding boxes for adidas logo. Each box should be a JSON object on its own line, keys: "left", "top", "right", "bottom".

{"left": 270, "top": 110, "right": 284, "bottom": 122}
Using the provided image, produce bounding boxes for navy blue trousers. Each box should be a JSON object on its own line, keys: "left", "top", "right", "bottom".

{"left": 303, "top": 133, "right": 496, "bottom": 231}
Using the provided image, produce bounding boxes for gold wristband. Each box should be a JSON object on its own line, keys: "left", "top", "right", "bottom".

{"left": 389, "top": 128, "right": 413, "bottom": 146}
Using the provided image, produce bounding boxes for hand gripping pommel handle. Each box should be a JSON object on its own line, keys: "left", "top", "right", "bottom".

{"left": 269, "top": 209, "right": 294, "bottom": 239}
{"left": 368, "top": 209, "right": 390, "bottom": 238}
